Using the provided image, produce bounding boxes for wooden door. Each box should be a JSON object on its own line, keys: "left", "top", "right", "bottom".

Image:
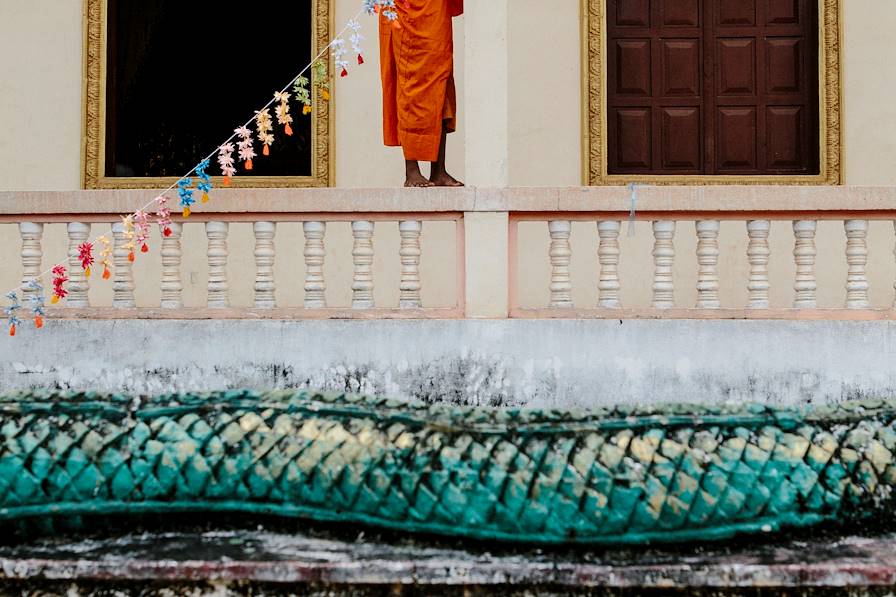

{"left": 606, "top": 0, "right": 819, "bottom": 176}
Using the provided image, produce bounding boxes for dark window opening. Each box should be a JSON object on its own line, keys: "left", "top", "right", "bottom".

{"left": 105, "top": 0, "right": 313, "bottom": 178}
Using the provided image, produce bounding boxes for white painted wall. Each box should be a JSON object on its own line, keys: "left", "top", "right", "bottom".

{"left": 0, "top": 0, "right": 82, "bottom": 190}
{"left": 4, "top": 318, "right": 896, "bottom": 406}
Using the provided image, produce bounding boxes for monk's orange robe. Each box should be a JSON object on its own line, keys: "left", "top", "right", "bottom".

{"left": 380, "top": 0, "right": 463, "bottom": 162}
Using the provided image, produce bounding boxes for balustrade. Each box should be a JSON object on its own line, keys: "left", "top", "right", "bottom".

{"left": 8, "top": 187, "right": 896, "bottom": 318}
{"left": 10, "top": 215, "right": 451, "bottom": 313}
{"left": 651, "top": 221, "right": 675, "bottom": 309}
{"left": 67, "top": 222, "right": 91, "bottom": 307}
{"left": 303, "top": 221, "right": 327, "bottom": 309}
{"left": 160, "top": 222, "right": 183, "bottom": 309}
{"left": 524, "top": 211, "right": 896, "bottom": 313}
{"left": 548, "top": 220, "right": 572, "bottom": 308}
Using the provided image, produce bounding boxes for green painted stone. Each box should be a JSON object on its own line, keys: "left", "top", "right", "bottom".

{"left": 0, "top": 389, "right": 894, "bottom": 545}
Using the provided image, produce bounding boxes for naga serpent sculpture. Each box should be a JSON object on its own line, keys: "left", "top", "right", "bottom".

{"left": 0, "top": 389, "right": 894, "bottom": 545}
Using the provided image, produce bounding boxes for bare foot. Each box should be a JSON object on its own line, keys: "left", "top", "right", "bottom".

{"left": 430, "top": 172, "right": 464, "bottom": 187}
{"left": 405, "top": 170, "right": 435, "bottom": 187}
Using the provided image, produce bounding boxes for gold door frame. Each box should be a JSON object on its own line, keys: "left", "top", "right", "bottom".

{"left": 581, "top": 0, "right": 842, "bottom": 186}
{"left": 82, "top": 0, "right": 334, "bottom": 189}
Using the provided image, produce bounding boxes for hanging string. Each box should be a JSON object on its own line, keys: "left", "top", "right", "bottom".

{"left": 3, "top": 6, "right": 368, "bottom": 303}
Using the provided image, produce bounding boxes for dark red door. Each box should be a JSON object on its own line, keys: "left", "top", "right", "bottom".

{"left": 606, "top": 0, "right": 819, "bottom": 176}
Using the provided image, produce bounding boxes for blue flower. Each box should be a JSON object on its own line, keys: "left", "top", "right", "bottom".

{"left": 177, "top": 178, "right": 195, "bottom": 207}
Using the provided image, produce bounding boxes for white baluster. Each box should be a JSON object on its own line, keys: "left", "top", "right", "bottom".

{"left": 651, "top": 220, "right": 675, "bottom": 309}
{"left": 351, "top": 220, "right": 375, "bottom": 309}
{"left": 597, "top": 220, "right": 622, "bottom": 308}
{"left": 253, "top": 221, "right": 276, "bottom": 309}
{"left": 695, "top": 220, "right": 720, "bottom": 309}
{"left": 110, "top": 221, "right": 135, "bottom": 308}
{"left": 399, "top": 220, "right": 423, "bottom": 309}
{"left": 303, "top": 221, "right": 327, "bottom": 309}
{"left": 19, "top": 222, "right": 43, "bottom": 300}
{"left": 66, "top": 222, "right": 91, "bottom": 307}
{"left": 845, "top": 219, "right": 869, "bottom": 309}
{"left": 747, "top": 220, "right": 771, "bottom": 309}
{"left": 548, "top": 220, "right": 573, "bottom": 308}
{"left": 206, "top": 221, "right": 229, "bottom": 309}
{"left": 793, "top": 220, "right": 817, "bottom": 309}
{"left": 160, "top": 222, "right": 183, "bottom": 309}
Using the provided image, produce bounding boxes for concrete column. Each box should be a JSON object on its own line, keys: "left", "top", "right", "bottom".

{"left": 463, "top": 0, "right": 509, "bottom": 187}
{"left": 464, "top": 212, "right": 508, "bottom": 318}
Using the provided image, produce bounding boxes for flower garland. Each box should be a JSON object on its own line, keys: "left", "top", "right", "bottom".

{"left": 332, "top": 38, "right": 349, "bottom": 78}
{"left": 3, "top": 0, "right": 398, "bottom": 335}
{"left": 4, "top": 292, "right": 20, "bottom": 336}
{"left": 196, "top": 159, "right": 213, "bottom": 204}
{"left": 217, "top": 143, "right": 236, "bottom": 185}
{"left": 274, "top": 92, "right": 293, "bottom": 136}
{"left": 98, "top": 234, "right": 113, "bottom": 279}
{"left": 256, "top": 109, "right": 275, "bottom": 157}
{"left": 78, "top": 242, "right": 94, "bottom": 277}
{"left": 293, "top": 76, "right": 312, "bottom": 115}
{"left": 50, "top": 265, "right": 67, "bottom": 304}
{"left": 177, "top": 179, "right": 195, "bottom": 218}
{"left": 27, "top": 281, "right": 45, "bottom": 329}
{"left": 236, "top": 125, "right": 255, "bottom": 171}
{"left": 121, "top": 215, "right": 136, "bottom": 262}
{"left": 350, "top": 19, "right": 365, "bottom": 64}
{"left": 155, "top": 196, "right": 173, "bottom": 238}
{"left": 313, "top": 59, "right": 330, "bottom": 101}
{"left": 135, "top": 211, "right": 152, "bottom": 253}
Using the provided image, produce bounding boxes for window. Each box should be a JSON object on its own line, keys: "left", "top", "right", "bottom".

{"left": 583, "top": 0, "right": 841, "bottom": 184}
{"left": 83, "top": 0, "right": 332, "bottom": 188}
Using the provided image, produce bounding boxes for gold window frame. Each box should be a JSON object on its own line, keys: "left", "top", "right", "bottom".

{"left": 581, "top": 0, "right": 842, "bottom": 186}
{"left": 82, "top": 0, "right": 334, "bottom": 189}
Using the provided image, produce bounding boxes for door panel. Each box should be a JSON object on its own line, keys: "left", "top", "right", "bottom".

{"left": 662, "top": 0, "right": 700, "bottom": 26}
{"left": 766, "top": 38, "right": 802, "bottom": 93}
{"left": 615, "top": 0, "right": 651, "bottom": 26}
{"left": 767, "top": 0, "right": 800, "bottom": 25}
{"left": 717, "top": 107, "right": 757, "bottom": 170}
{"left": 767, "top": 106, "right": 805, "bottom": 170}
{"left": 612, "top": 40, "right": 652, "bottom": 95}
{"left": 661, "top": 108, "right": 702, "bottom": 169}
{"left": 717, "top": 38, "right": 756, "bottom": 95}
{"left": 661, "top": 39, "right": 701, "bottom": 96}
{"left": 606, "top": 0, "right": 819, "bottom": 176}
{"left": 612, "top": 108, "right": 653, "bottom": 169}
{"left": 718, "top": 0, "right": 756, "bottom": 26}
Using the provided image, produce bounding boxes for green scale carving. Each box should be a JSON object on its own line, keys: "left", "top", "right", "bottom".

{"left": 0, "top": 390, "right": 894, "bottom": 545}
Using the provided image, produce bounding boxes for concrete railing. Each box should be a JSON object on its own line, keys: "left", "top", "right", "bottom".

{"left": 3, "top": 186, "right": 896, "bottom": 319}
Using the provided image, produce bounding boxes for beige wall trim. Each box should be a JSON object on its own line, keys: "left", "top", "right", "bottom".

{"left": 81, "top": 0, "right": 334, "bottom": 189}
{"left": 581, "top": 0, "right": 843, "bottom": 186}
{"left": 46, "top": 307, "right": 465, "bottom": 320}
{"left": 511, "top": 308, "right": 896, "bottom": 321}
{"left": 3, "top": 186, "right": 896, "bottom": 216}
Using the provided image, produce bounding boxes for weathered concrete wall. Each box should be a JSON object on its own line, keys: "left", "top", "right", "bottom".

{"left": 2, "top": 319, "right": 894, "bottom": 407}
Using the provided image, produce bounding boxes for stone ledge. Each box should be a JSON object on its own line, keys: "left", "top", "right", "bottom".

{"left": 1, "top": 531, "right": 894, "bottom": 588}
{"left": 2, "top": 186, "right": 896, "bottom": 216}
